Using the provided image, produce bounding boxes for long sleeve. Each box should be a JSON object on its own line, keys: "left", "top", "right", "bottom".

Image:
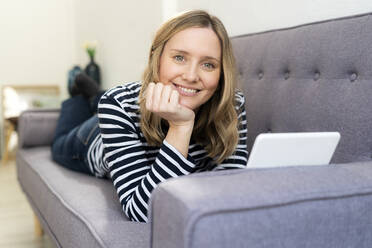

{"left": 97, "top": 86, "right": 196, "bottom": 223}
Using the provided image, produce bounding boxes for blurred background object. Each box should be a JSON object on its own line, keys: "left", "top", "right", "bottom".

{"left": 1, "top": 85, "right": 60, "bottom": 165}
{"left": 83, "top": 41, "right": 101, "bottom": 88}
{"left": 67, "top": 65, "right": 83, "bottom": 96}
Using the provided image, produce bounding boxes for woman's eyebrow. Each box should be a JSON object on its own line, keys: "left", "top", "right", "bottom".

{"left": 170, "top": 49, "right": 220, "bottom": 63}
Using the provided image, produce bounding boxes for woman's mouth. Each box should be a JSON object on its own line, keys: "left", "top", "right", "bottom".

{"left": 172, "top": 83, "right": 200, "bottom": 96}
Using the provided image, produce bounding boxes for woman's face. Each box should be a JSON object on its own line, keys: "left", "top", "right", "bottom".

{"left": 158, "top": 27, "right": 222, "bottom": 111}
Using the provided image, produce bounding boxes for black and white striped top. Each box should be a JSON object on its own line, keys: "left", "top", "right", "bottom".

{"left": 92, "top": 81, "right": 248, "bottom": 223}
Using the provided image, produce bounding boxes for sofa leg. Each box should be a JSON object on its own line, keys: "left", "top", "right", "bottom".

{"left": 34, "top": 214, "right": 44, "bottom": 237}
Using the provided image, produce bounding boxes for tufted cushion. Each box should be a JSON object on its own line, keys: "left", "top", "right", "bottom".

{"left": 232, "top": 13, "right": 372, "bottom": 163}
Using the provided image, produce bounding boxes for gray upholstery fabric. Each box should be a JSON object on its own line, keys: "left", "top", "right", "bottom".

{"left": 17, "top": 111, "right": 149, "bottom": 248}
{"left": 232, "top": 12, "right": 372, "bottom": 163}
{"left": 18, "top": 109, "right": 60, "bottom": 148}
{"left": 17, "top": 147, "right": 150, "bottom": 248}
{"left": 150, "top": 163, "right": 372, "bottom": 248}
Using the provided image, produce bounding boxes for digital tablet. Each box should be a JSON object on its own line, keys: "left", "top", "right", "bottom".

{"left": 247, "top": 132, "right": 341, "bottom": 168}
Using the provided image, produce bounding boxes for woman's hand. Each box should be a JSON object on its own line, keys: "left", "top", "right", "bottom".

{"left": 145, "top": 82, "right": 195, "bottom": 128}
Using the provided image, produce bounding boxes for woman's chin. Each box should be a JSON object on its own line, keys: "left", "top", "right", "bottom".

{"left": 179, "top": 99, "right": 196, "bottom": 111}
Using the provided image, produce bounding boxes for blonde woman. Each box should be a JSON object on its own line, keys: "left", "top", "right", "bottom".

{"left": 52, "top": 10, "right": 248, "bottom": 223}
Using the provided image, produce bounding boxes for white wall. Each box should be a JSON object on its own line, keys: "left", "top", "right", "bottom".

{"left": 74, "top": 0, "right": 163, "bottom": 90}
{"left": 0, "top": 0, "right": 77, "bottom": 156}
{"left": 175, "top": 0, "right": 372, "bottom": 36}
{"left": 0, "top": 0, "right": 76, "bottom": 97}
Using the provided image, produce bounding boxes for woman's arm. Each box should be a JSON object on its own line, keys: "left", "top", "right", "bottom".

{"left": 98, "top": 85, "right": 196, "bottom": 223}
{"left": 145, "top": 82, "right": 195, "bottom": 158}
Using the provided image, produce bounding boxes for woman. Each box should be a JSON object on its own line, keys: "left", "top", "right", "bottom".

{"left": 52, "top": 10, "right": 248, "bottom": 223}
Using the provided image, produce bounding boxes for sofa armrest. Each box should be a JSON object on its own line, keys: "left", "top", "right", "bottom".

{"left": 149, "top": 162, "right": 372, "bottom": 248}
{"left": 18, "top": 109, "right": 60, "bottom": 148}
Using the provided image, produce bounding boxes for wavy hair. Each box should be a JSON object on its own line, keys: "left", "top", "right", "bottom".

{"left": 139, "top": 10, "right": 239, "bottom": 164}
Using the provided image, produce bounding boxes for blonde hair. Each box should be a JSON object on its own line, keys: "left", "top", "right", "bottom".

{"left": 139, "top": 10, "right": 239, "bottom": 163}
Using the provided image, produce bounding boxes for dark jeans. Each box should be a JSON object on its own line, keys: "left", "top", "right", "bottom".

{"left": 52, "top": 93, "right": 104, "bottom": 175}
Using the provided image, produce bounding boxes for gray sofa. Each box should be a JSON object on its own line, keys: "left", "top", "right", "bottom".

{"left": 17, "top": 12, "right": 372, "bottom": 248}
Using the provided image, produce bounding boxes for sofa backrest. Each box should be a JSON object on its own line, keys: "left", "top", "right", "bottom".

{"left": 232, "top": 12, "right": 372, "bottom": 163}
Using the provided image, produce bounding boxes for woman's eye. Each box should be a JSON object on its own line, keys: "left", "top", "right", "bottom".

{"left": 203, "top": 63, "right": 215, "bottom": 70}
{"left": 174, "top": 55, "right": 184, "bottom": 62}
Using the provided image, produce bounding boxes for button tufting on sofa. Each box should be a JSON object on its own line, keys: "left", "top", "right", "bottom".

{"left": 258, "top": 71, "right": 264, "bottom": 80}
{"left": 350, "top": 72, "right": 358, "bottom": 82}
{"left": 284, "top": 70, "right": 290, "bottom": 80}
{"left": 314, "top": 71, "right": 320, "bottom": 81}
{"left": 238, "top": 68, "right": 244, "bottom": 76}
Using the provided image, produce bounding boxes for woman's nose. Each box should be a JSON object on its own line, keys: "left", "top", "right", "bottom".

{"left": 182, "top": 64, "right": 199, "bottom": 82}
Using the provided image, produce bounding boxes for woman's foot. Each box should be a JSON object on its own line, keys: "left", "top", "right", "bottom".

{"left": 72, "top": 73, "right": 99, "bottom": 98}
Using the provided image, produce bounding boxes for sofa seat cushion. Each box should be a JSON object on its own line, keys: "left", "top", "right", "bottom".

{"left": 16, "top": 147, "right": 150, "bottom": 248}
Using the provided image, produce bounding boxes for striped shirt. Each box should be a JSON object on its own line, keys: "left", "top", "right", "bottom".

{"left": 92, "top": 81, "right": 248, "bottom": 223}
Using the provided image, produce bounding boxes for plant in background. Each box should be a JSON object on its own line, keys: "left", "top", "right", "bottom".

{"left": 82, "top": 40, "right": 101, "bottom": 86}
{"left": 83, "top": 40, "right": 98, "bottom": 59}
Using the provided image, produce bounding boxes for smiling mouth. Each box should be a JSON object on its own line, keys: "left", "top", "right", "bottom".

{"left": 172, "top": 83, "right": 200, "bottom": 96}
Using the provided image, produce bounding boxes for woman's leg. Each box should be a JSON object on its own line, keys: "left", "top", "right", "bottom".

{"left": 90, "top": 90, "right": 106, "bottom": 114}
{"left": 54, "top": 95, "right": 93, "bottom": 140}
{"left": 52, "top": 95, "right": 94, "bottom": 175}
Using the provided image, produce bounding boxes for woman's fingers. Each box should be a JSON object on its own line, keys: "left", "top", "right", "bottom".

{"left": 169, "top": 89, "right": 179, "bottom": 109}
{"left": 145, "top": 82, "right": 194, "bottom": 123}
{"left": 148, "top": 83, "right": 175, "bottom": 112}
{"left": 160, "top": 85, "right": 173, "bottom": 110}
{"left": 145, "top": 82, "right": 155, "bottom": 110}
{"left": 152, "top": 83, "right": 163, "bottom": 111}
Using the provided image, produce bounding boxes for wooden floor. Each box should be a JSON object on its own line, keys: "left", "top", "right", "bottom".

{"left": 0, "top": 159, "right": 55, "bottom": 248}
